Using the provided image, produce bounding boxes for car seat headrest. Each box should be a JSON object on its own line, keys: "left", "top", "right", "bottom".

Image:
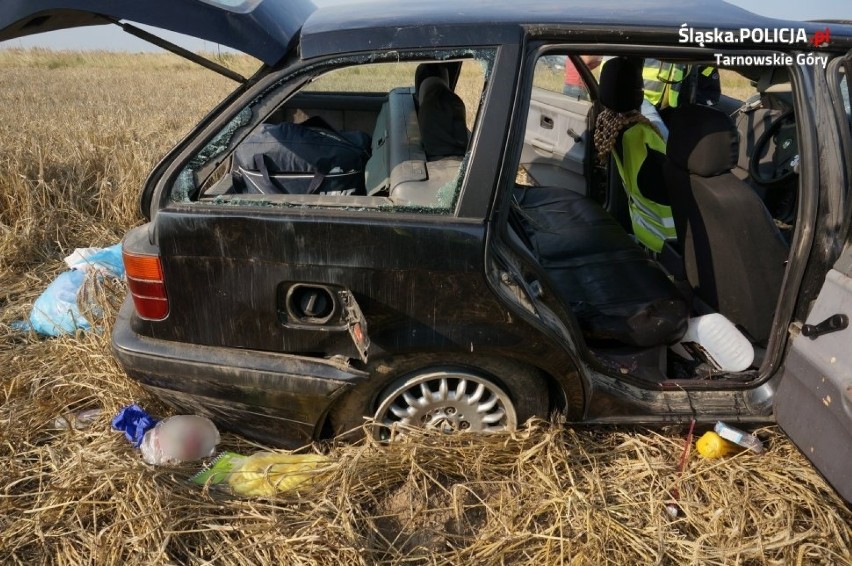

{"left": 666, "top": 104, "right": 739, "bottom": 177}
{"left": 598, "top": 57, "right": 644, "bottom": 113}
{"left": 417, "top": 76, "right": 468, "bottom": 158}
{"left": 757, "top": 67, "right": 790, "bottom": 94}
{"left": 415, "top": 63, "right": 450, "bottom": 98}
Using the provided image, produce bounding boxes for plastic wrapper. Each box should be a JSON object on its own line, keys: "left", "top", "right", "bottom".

{"left": 140, "top": 415, "right": 220, "bottom": 465}
{"left": 53, "top": 408, "right": 102, "bottom": 431}
{"left": 714, "top": 421, "right": 764, "bottom": 454}
{"left": 191, "top": 451, "right": 332, "bottom": 497}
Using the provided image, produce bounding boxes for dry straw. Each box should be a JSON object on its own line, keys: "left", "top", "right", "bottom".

{"left": 1, "top": 50, "right": 850, "bottom": 565}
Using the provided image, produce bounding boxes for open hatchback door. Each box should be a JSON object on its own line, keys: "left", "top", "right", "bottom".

{"left": 0, "top": 0, "right": 315, "bottom": 66}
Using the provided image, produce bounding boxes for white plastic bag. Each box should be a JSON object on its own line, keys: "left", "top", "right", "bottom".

{"left": 139, "top": 415, "right": 220, "bottom": 466}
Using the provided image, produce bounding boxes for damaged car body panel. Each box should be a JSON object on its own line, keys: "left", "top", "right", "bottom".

{"left": 4, "top": 0, "right": 852, "bottom": 502}
{"left": 144, "top": 209, "right": 511, "bottom": 355}
{"left": 112, "top": 300, "right": 370, "bottom": 447}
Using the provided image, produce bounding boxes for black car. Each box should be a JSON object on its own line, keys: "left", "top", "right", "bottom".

{"left": 3, "top": 0, "right": 851, "bottom": 503}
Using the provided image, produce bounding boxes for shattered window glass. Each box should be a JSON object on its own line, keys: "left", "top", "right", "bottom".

{"left": 171, "top": 107, "right": 252, "bottom": 202}
{"left": 169, "top": 49, "right": 494, "bottom": 216}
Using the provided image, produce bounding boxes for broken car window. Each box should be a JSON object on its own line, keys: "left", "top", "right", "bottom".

{"left": 171, "top": 50, "right": 492, "bottom": 215}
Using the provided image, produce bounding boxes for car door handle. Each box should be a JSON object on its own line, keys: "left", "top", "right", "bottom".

{"left": 540, "top": 115, "right": 554, "bottom": 129}
{"left": 802, "top": 313, "right": 848, "bottom": 340}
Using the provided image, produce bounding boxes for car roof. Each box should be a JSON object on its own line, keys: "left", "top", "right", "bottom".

{"left": 301, "top": 0, "right": 852, "bottom": 59}
{"left": 2, "top": 1, "right": 848, "bottom": 68}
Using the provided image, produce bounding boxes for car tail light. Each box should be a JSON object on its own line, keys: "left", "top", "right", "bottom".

{"left": 123, "top": 249, "right": 169, "bottom": 320}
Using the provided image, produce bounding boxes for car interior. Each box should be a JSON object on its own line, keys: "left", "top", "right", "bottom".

{"left": 511, "top": 52, "right": 802, "bottom": 384}
{"left": 193, "top": 57, "right": 487, "bottom": 211}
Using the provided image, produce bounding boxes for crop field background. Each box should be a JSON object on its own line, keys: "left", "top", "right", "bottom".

{"left": 0, "top": 50, "right": 850, "bottom": 565}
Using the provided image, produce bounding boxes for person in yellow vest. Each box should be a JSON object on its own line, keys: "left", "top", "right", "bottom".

{"left": 642, "top": 58, "right": 686, "bottom": 109}
{"left": 595, "top": 57, "right": 676, "bottom": 252}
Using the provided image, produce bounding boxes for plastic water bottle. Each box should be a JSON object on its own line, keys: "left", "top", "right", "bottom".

{"left": 139, "top": 415, "right": 220, "bottom": 465}
{"left": 676, "top": 314, "right": 755, "bottom": 372}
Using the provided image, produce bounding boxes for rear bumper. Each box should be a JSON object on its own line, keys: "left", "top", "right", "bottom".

{"left": 111, "top": 299, "right": 367, "bottom": 447}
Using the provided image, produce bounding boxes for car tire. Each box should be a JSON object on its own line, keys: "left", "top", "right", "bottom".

{"left": 328, "top": 354, "right": 549, "bottom": 440}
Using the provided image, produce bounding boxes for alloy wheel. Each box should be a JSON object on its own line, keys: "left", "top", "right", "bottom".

{"left": 373, "top": 370, "right": 517, "bottom": 438}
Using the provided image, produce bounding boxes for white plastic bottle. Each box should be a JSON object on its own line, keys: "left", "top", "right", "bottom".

{"left": 677, "top": 314, "right": 754, "bottom": 372}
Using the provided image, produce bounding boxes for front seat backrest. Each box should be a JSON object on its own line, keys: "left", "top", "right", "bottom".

{"left": 417, "top": 76, "right": 468, "bottom": 159}
{"left": 664, "top": 104, "right": 789, "bottom": 345}
{"left": 597, "top": 57, "right": 674, "bottom": 252}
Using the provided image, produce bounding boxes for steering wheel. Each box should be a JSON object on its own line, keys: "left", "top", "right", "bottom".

{"left": 748, "top": 110, "right": 799, "bottom": 187}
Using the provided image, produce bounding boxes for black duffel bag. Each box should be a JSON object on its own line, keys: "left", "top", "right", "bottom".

{"left": 233, "top": 117, "right": 371, "bottom": 195}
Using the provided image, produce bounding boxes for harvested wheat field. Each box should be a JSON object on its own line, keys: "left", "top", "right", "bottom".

{"left": 0, "top": 50, "right": 850, "bottom": 565}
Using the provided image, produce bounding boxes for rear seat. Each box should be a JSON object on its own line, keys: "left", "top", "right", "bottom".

{"left": 363, "top": 85, "right": 465, "bottom": 206}
{"left": 514, "top": 186, "right": 688, "bottom": 347}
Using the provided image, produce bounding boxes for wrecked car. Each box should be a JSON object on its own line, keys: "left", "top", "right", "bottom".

{"left": 2, "top": 0, "right": 850, "bottom": 503}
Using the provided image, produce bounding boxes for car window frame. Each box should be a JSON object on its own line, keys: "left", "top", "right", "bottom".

{"left": 493, "top": 38, "right": 822, "bottom": 390}
{"left": 154, "top": 46, "right": 501, "bottom": 222}
{"left": 826, "top": 55, "right": 852, "bottom": 243}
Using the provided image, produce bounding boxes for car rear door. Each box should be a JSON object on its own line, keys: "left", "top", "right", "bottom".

{"left": 775, "top": 54, "right": 852, "bottom": 504}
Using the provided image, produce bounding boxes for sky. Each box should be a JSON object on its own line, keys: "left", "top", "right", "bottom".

{"left": 0, "top": 0, "right": 848, "bottom": 53}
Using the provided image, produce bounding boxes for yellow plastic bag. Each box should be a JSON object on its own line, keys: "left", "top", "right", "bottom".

{"left": 227, "top": 452, "right": 331, "bottom": 497}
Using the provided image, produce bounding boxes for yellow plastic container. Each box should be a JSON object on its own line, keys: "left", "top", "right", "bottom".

{"left": 695, "top": 431, "right": 739, "bottom": 458}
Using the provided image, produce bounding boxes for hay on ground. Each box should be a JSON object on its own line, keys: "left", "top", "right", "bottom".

{"left": 0, "top": 50, "right": 849, "bottom": 565}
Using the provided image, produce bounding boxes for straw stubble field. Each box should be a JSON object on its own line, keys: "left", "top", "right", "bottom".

{"left": 0, "top": 50, "right": 850, "bottom": 565}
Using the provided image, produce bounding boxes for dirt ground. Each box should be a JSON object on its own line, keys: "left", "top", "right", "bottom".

{"left": 0, "top": 50, "right": 850, "bottom": 565}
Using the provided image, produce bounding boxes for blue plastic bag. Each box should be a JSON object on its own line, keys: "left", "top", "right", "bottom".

{"left": 13, "top": 243, "right": 124, "bottom": 336}
{"left": 27, "top": 269, "right": 90, "bottom": 335}
{"left": 64, "top": 244, "right": 125, "bottom": 279}
{"left": 111, "top": 404, "right": 158, "bottom": 447}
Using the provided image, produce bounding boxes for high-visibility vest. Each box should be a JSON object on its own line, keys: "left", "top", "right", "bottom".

{"left": 642, "top": 60, "right": 685, "bottom": 108}
{"left": 610, "top": 123, "right": 676, "bottom": 252}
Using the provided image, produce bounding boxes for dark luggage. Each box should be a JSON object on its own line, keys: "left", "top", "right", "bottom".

{"left": 233, "top": 117, "right": 370, "bottom": 195}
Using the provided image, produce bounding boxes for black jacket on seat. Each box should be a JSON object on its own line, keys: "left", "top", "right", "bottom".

{"left": 514, "top": 187, "right": 688, "bottom": 347}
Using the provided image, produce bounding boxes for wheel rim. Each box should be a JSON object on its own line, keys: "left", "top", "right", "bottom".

{"left": 373, "top": 370, "right": 517, "bottom": 438}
